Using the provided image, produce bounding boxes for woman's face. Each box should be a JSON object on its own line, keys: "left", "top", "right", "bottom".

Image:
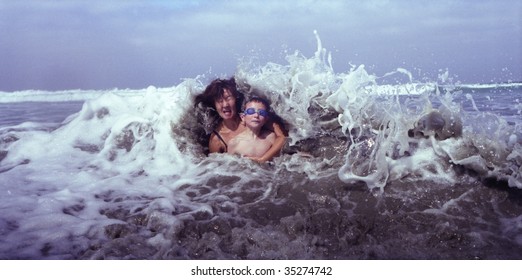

{"left": 214, "top": 89, "right": 237, "bottom": 120}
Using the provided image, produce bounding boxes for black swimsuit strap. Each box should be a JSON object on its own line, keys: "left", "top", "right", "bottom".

{"left": 212, "top": 130, "right": 228, "bottom": 152}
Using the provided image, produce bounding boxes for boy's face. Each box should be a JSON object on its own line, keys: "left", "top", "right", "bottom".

{"left": 241, "top": 101, "right": 268, "bottom": 130}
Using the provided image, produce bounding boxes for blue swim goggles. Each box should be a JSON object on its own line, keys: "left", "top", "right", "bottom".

{"left": 244, "top": 107, "right": 269, "bottom": 117}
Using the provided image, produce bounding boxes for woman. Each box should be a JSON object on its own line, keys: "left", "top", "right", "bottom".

{"left": 194, "top": 77, "right": 286, "bottom": 162}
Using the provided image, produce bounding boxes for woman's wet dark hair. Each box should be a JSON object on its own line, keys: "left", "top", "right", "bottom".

{"left": 194, "top": 77, "right": 245, "bottom": 114}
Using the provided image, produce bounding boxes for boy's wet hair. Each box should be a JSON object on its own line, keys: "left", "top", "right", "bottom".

{"left": 243, "top": 96, "right": 271, "bottom": 115}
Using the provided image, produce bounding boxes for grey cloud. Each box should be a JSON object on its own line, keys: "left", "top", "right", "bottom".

{"left": 0, "top": 0, "right": 520, "bottom": 91}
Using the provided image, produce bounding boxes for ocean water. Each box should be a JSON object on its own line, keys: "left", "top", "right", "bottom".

{"left": 1, "top": 39, "right": 521, "bottom": 259}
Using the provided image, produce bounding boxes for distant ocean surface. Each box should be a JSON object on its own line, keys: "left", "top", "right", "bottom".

{"left": 1, "top": 40, "right": 521, "bottom": 259}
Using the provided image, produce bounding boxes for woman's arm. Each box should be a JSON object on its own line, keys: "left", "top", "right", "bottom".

{"left": 253, "top": 121, "right": 287, "bottom": 163}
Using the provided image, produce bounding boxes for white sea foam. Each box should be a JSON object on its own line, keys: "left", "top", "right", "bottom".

{"left": 0, "top": 88, "right": 147, "bottom": 103}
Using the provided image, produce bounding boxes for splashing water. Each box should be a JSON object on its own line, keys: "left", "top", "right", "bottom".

{"left": 1, "top": 34, "right": 522, "bottom": 259}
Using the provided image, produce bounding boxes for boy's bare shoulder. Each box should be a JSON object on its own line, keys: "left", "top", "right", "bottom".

{"left": 261, "top": 129, "right": 276, "bottom": 141}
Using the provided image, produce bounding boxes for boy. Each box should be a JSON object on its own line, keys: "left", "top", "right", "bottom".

{"left": 227, "top": 97, "right": 276, "bottom": 161}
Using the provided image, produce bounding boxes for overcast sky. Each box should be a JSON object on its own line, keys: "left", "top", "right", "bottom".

{"left": 0, "top": 0, "right": 520, "bottom": 91}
